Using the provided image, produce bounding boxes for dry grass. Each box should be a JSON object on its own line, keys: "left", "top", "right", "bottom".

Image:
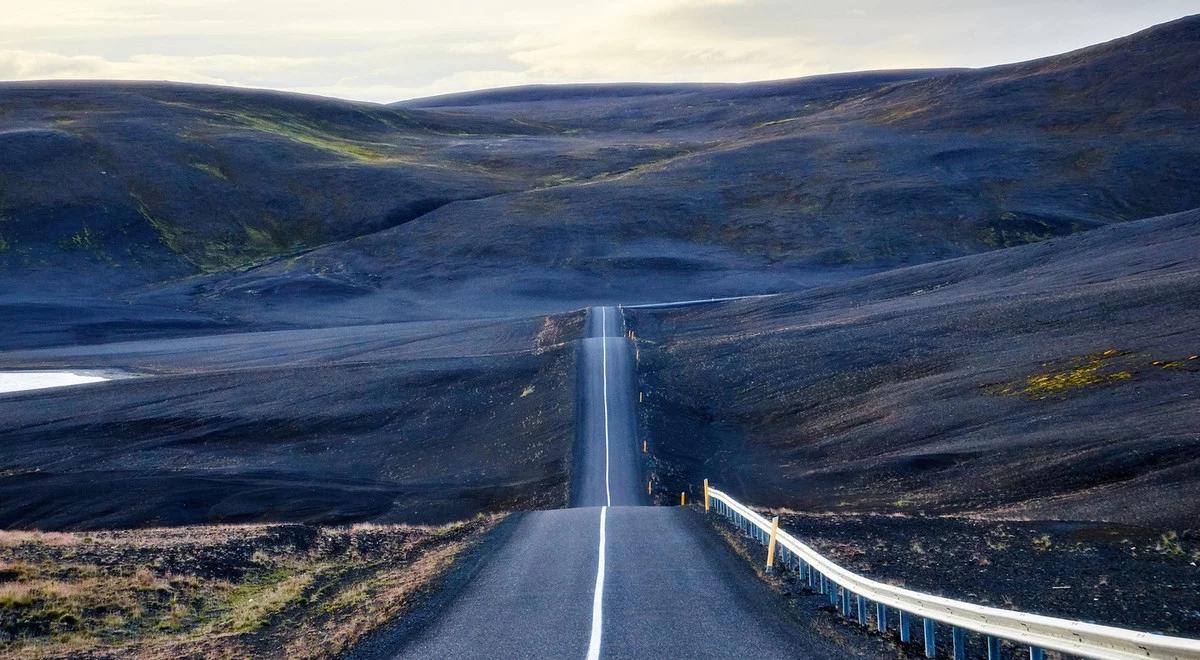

{"left": 0, "top": 516, "right": 500, "bottom": 659}
{"left": 0, "top": 531, "right": 82, "bottom": 547}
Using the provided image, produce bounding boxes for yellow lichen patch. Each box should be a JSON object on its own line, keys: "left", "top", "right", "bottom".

{"left": 984, "top": 349, "right": 1198, "bottom": 400}
{"left": 984, "top": 350, "right": 1135, "bottom": 399}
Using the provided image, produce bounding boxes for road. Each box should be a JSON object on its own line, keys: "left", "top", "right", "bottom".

{"left": 354, "top": 307, "right": 842, "bottom": 659}
{"left": 573, "top": 305, "right": 645, "bottom": 507}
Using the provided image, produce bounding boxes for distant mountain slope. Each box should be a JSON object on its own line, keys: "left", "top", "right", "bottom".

{"left": 625, "top": 207, "right": 1200, "bottom": 528}
{"left": 1, "top": 16, "right": 1198, "bottom": 341}
{"left": 0, "top": 81, "right": 698, "bottom": 296}
{"left": 352, "top": 15, "right": 1200, "bottom": 285}
{"left": 394, "top": 70, "right": 955, "bottom": 131}
{"left": 0, "top": 82, "right": 520, "bottom": 291}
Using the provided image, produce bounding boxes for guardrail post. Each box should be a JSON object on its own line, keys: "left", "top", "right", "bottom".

{"left": 876, "top": 602, "right": 887, "bottom": 632}
{"left": 841, "top": 588, "right": 852, "bottom": 617}
{"left": 899, "top": 610, "right": 912, "bottom": 643}
{"left": 1029, "top": 647, "right": 1045, "bottom": 660}
{"left": 703, "top": 479, "right": 709, "bottom": 512}
{"left": 986, "top": 636, "right": 1001, "bottom": 660}
{"left": 952, "top": 627, "right": 966, "bottom": 660}
{"left": 857, "top": 595, "right": 868, "bottom": 626}
{"left": 923, "top": 619, "right": 937, "bottom": 658}
{"left": 830, "top": 581, "right": 839, "bottom": 606}
{"left": 765, "top": 516, "right": 780, "bottom": 572}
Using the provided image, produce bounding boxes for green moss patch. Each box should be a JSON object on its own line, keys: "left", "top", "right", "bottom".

{"left": 132, "top": 193, "right": 311, "bottom": 273}
{"left": 216, "top": 111, "right": 390, "bottom": 162}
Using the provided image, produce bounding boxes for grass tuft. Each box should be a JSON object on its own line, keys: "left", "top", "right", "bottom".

{"left": 190, "top": 162, "right": 229, "bottom": 180}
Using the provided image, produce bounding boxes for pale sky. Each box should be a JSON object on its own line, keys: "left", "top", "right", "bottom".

{"left": 2, "top": 0, "right": 1198, "bottom": 103}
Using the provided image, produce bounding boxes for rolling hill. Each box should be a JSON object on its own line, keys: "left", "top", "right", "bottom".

{"left": 2, "top": 16, "right": 1198, "bottom": 346}
{"left": 626, "top": 207, "right": 1200, "bottom": 528}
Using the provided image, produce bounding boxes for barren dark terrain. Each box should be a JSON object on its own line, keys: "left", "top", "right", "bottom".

{"left": 628, "top": 209, "right": 1200, "bottom": 642}
{"left": 1, "top": 12, "right": 1199, "bottom": 659}
{"left": 0, "top": 313, "right": 581, "bottom": 530}
{"left": 628, "top": 208, "right": 1200, "bottom": 528}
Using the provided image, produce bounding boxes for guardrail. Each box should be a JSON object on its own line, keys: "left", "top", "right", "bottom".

{"left": 702, "top": 482, "right": 1200, "bottom": 660}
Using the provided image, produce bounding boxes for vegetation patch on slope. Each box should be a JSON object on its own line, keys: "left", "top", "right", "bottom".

{"left": 213, "top": 110, "right": 391, "bottom": 162}
{"left": 983, "top": 350, "right": 1198, "bottom": 399}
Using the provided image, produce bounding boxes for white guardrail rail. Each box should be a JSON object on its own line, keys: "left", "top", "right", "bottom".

{"left": 703, "top": 483, "right": 1200, "bottom": 660}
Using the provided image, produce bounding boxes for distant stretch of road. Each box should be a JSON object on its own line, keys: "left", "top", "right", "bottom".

{"left": 572, "top": 306, "right": 645, "bottom": 507}
{"left": 355, "top": 307, "right": 839, "bottom": 659}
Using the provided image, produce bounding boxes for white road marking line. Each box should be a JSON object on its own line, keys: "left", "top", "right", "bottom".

{"left": 585, "top": 505, "right": 607, "bottom": 660}
{"left": 621, "top": 293, "right": 780, "bottom": 309}
{"left": 601, "top": 307, "right": 611, "bottom": 507}
{"left": 587, "top": 307, "right": 613, "bottom": 660}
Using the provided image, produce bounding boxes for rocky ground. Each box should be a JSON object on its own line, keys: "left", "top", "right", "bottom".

{"left": 710, "top": 509, "right": 1199, "bottom": 659}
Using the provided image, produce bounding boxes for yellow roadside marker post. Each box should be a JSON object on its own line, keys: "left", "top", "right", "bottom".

{"left": 703, "top": 479, "right": 710, "bottom": 512}
{"left": 765, "top": 516, "right": 780, "bottom": 573}
{"left": 647, "top": 480, "right": 652, "bottom": 496}
{"left": 680, "top": 492, "right": 686, "bottom": 507}
{"left": 643, "top": 440, "right": 647, "bottom": 453}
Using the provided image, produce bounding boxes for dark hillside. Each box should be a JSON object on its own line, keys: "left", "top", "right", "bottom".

{"left": 0, "top": 82, "right": 530, "bottom": 291}
{"left": 626, "top": 208, "right": 1200, "bottom": 529}
{"left": 2, "top": 17, "right": 1198, "bottom": 345}
{"left": 0, "top": 312, "right": 583, "bottom": 529}
{"left": 205, "top": 14, "right": 1200, "bottom": 329}
{"left": 0, "top": 81, "right": 690, "bottom": 296}
{"left": 865, "top": 14, "right": 1200, "bottom": 130}
{"left": 395, "top": 71, "right": 955, "bottom": 132}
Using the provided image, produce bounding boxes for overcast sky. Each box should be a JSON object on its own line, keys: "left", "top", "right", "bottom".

{"left": 3, "top": 1, "right": 1198, "bottom": 103}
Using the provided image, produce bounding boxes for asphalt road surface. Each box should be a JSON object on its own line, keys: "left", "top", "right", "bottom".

{"left": 573, "top": 306, "right": 645, "bottom": 507}
{"left": 355, "top": 306, "right": 844, "bottom": 659}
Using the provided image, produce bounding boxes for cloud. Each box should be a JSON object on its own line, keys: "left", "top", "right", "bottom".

{"left": 0, "top": 50, "right": 223, "bottom": 83}
{"left": 0, "top": 49, "right": 319, "bottom": 90}
{"left": 1, "top": 1, "right": 1196, "bottom": 102}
